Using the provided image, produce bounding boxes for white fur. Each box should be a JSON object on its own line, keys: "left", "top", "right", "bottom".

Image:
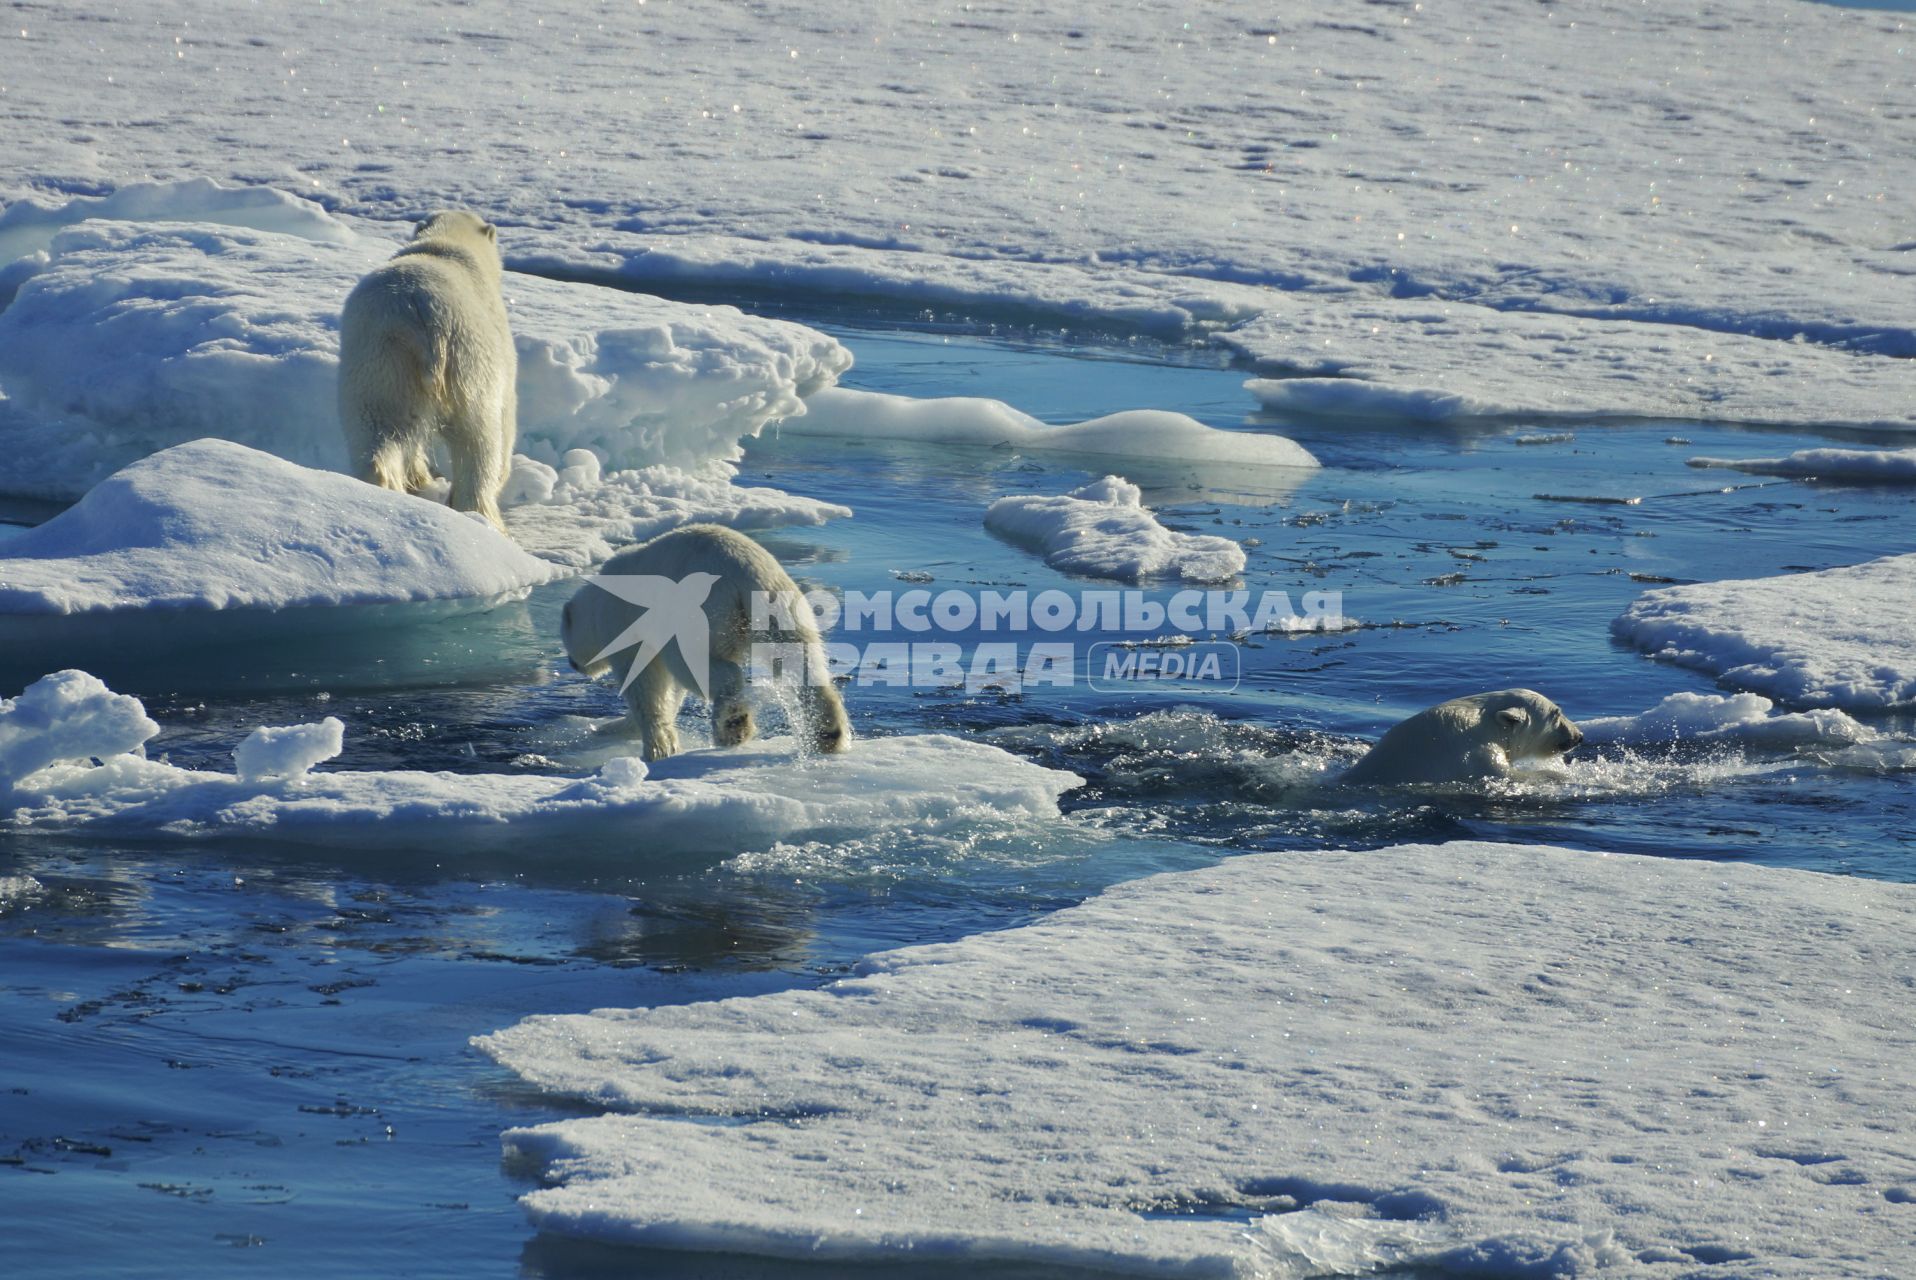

{"left": 562, "top": 525, "right": 852, "bottom": 762}
{"left": 338, "top": 210, "right": 517, "bottom": 531}
{"left": 1341, "top": 688, "right": 1584, "bottom": 786}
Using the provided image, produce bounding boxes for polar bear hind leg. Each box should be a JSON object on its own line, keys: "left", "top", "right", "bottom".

{"left": 403, "top": 446, "right": 434, "bottom": 493}
{"left": 445, "top": 410, "right": 509, "bottom": 532}
{"left": 801, "top": 675, "right": 852, "bottom": 755}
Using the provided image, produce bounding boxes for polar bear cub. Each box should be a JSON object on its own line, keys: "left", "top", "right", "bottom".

{"left": 338, "top": 210, "right": 516, "bottom": 532}
{"left": 1341, "top": 688, "right": 1583, "bottom": 786}
{"left": 562, "top": 525, "right": 852, "bottom": 762}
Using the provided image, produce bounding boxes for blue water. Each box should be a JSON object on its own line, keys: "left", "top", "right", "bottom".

{"left": 2, "top": 324, "right": 1912, "bottom": 1277}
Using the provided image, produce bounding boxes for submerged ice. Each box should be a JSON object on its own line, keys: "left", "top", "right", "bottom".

{"left": 780, "top": 386, "right": 1319, "bottom": 469}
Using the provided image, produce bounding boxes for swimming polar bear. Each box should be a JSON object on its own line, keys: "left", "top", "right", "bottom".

{"left": 562, "top": 525, "right": 852, "bottom": 762}
{"left": 1341, "top": 688, "right": 1583, "bottom": 786}
{"left": 338, "top": 210, "right": 516, "bottom": 532}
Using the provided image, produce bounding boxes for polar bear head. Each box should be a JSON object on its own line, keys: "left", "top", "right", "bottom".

{"left": 413, "top": 209, "right": 496, "bottom": 245}
{"left": 1467, "top": 688, "right": 1584, "bottom": 762}
{"left": 401, "top": 210, "right": 503, "bottom": 273}
{"left": 1342, "top": 687, "right": 1584, "bottom": 787}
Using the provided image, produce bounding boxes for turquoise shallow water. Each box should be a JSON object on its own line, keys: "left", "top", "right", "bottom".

{"left": 1, "top": 323, "right": 1911, "bottom": 1277}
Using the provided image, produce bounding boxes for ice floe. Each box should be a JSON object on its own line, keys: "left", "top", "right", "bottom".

{"left": 0, "top": 440, "right": 556, "bottom": 661}
{"left": 1614, "top": 555, "right": 1916, "bottom": 712}
{"left": 480, "top": 841, "right": 1916, "bottom": 1278}
{"left": 0, "top": 177, "right": 355, "bottom": 297}
{"left": 0, "top": 214, "right": 849, "bottom": 501}
{"left": 1686, "top": 447, "right": 1916, "bottom": 484}
{"left": 0, "top": 669, "right": 157, "bottom": 786}
{"left": 1579, "top": 692, "right": 1878, "bottom": 752}
{"left": 777, "top": 386, "right": 1318, "bottom": 469}
{"left": 0, "top": 672, "right": 1080, "bottom": 856}
{"left": 1244, "top": 377, "right": 1501, "bottom": 424}
{"left": 6, "top": 2, "right": 1914, "bottom": 431}
{"left": 233, "top": 718, "right": 347, "bottom": 785}
{"left": 502, "top": 460, "right": 849, "bottom": 572}
{"left": 984, "top": 476, "right": 1245, "bottom": 584}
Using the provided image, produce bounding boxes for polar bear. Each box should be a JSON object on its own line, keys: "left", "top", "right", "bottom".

{"left": 1340, "top": 688, "right": 1583, "bottom": 786}
{"left": 338, "top": 210, "right": 516, "bottom": 532}
{"left": 562, "top": 525, "right": 852, "bottom": 762}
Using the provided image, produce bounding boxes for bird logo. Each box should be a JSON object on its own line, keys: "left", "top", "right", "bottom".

{"left": 579, "top": 572, "right": 722, "bottom": 699}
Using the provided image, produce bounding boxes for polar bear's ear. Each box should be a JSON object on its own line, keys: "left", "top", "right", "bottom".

{"left": 1497, "top": 707, "right": 1529, "bottom": 727}
{"left": 481, "top": 222, "right": 497, "bottom": 242}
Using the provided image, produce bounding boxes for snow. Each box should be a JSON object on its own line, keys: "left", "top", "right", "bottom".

{"left": 0, "top": 176, "right": 356, "bottom": 300}
{"left": 984, "top": 476, "right": 1246, "bottom": 584}
{"left": 480, "top": 841, "right": 1916, "bottom": 1278}
{"left": 7, "top": 2, "right": 1901, "bottom": 430}
{"left": 1245, "top": 378, "right": 1499, "bottom": 424}
{"left": 1613, "top": 554, "right": 1916, "bottom": 712}
{"left": 1579, "top": 692, "right": 1878, "bottom": 752}
{"left": 233, "top": 718, "right": 345, "bottom": 785}
{"left": 0, "top": 212, "right": 850, "bottom": 502}
{"left": 0, "top": 441, "right": 556, "bottom": 654}
{"left": 502, "top": 460, "right": 850, "bottom": 572}
{"left": 778, "top": 386, "right": 1318, "bottom": 469}
{"left": 0, "top": 672, "right": 1081, "bottom": 857}
{"left": 1686, "top": 447, "right": 1916, "bottom": 483}
{"left": 0, "top": 670, "right": 157, "bottom": 789}
{"left": 0, "top": 176, "right": 355, "bottom": 257}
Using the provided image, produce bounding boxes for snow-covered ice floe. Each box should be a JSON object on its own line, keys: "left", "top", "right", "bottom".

{"left": 1579, "top": 692, "right": 1878, "bottom": 752}
{"left": 1613, "top": 555, "right": 1916, "bottom": 712}
{"left": 1244, "top": 377, "right": 1507, "bottom": 425}
{"left": 0, "top": 671, "right": 1079, "bottom": 856}
{"left": 0, "top": 195, "right": 849, "bottom": 521}
{"left": 984, "top": 476, "right": 1245, "bottom": 584}
{"left": 499, "top": 453, "right": 849, "bottom": 572}
{"left": 479, "top": 841, "right": 1916, "bottom": 1278}
{"left": 1686, "top": 447, "right": 1916, "bottom": 484}
{"left": 0, "top": 439, "right": 556, "bottom": 660}
{"left": 779, "top": 386, "right": 1318, "bottom": 469}
{"left": 0, "top": 176, "right": 357, "bottom": 302}
{"left": 8, "top": 2, "right": 1916, "bottom": 435}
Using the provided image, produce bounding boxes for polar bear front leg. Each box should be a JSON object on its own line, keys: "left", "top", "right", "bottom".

{"left": 622, "top": 662, "right": 686, "bottom": 761}
{"left": 1462, "top": 743, "right": 1510, "bottom": 779}
{"left": 709, "top": 659, "right": 756, "bottom": 748}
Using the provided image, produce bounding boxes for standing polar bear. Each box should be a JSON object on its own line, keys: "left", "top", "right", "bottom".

{"left": 562, "top": 525, "right": 852, "bottom": 763}
{"left": 338, "top": 210, "right": 516, "bottom": 532}
{"left": 1341, "top": 688, "right": 1583, "bottom": 786}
